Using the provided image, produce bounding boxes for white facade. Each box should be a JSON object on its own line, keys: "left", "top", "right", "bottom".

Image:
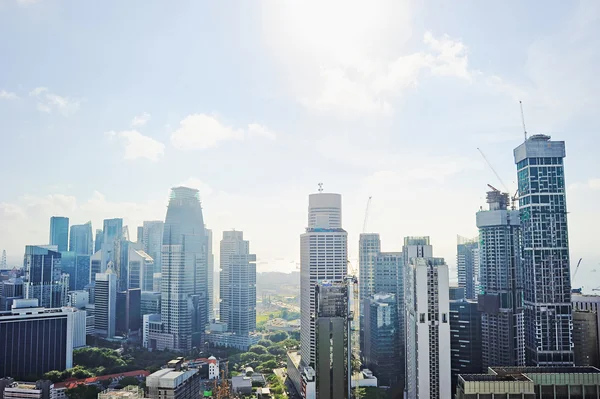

{"left": 95, "top": 268, "right": 117, "bottom": 338}
{"left": 300, "top": 192, "right": 347, "bottom": 367}
{"left": 405, "top": 256, "right": 451, "bottom": 399}
{"left": 142, "top": 221, "right": 163, "bottom": 286}
{"left": 143, "top": 313, "right": 161, "bottom": 348}
{"left": 219, "top": 230, "right": 249, "bottom": 325}
{"left": 208, "top": 356, "right": 219, "bottom": 379}
{"left": 67, "top": 290, "right": 89, "bottom": 309}
{"left": 129, "top": 247, "right": 154, "bottom": 291}
{"left": 62, "top": 306, "right": 87, "bottom": 348}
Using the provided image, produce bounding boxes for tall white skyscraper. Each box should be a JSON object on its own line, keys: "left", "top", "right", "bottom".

{"left": 95, "top": 265, "right": 117, "bottom": 338}
{"left": 300, "top": 191, "right": 348, "bottom": 367}
{"left": 405, "top": 256, "right": 451, "bottom": 399}
{"left": 219, "top": 230, "right": 256, "bottom": 334}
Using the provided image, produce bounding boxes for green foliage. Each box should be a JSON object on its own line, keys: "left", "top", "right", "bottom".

{"left": 74, "top": 347, "right": 126, "bottom": 370}
{"left": 249, "top": 345, "right": 268, "bottom": 355}
{"left": 240, "top": 352, "right": 258, "bottom": 363}
{"left": 258, "top": 360, "right": 278, "bottom": 373}
{"left": 258, "top": 354, "right": 275, "bottom": 363}
{"left": 289, "top": 330, "right": 300, "bottom": 340}
{"left": 279, "top": 338, "right": 299, "bottom": 349}
{"left": 258, "top": 339, "right": 273, "bottom": 347}
{"left": 43, "top": 370, "right": 63, "bottom": 383}
{"left": 267, "top": 346, "right": 286, "bottom": 357}
{"left": 267, "top": 331, "right": 288, "bottom": 343}
{"left": 117, "top": 376, "right": 140, "bottom": 387}
{"left": 65, "top": 384, "right": 101, "bottom": 399}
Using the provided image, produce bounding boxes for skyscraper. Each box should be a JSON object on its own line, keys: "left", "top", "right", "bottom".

{"left": 159, "top": 186, "right": 207, "bottom": 352}
{"left": 358, "top": 233, "right": 381, "bottom": 353}
{"left": 220, "top": 231, "right": 256, "bottom": 335}
{"left": 300, "top": 191, "right": 347, "bottom": 368}
{"left": 60, "top": 251, "right": 91, "bottom": 291}
{"left": 514, "top": 134, "right": 573, "bottom": 366}
{"left": 456, "top": 236, "right": 479, "bottom": 301}
{"left": 95, "top": 266, "right": 117, "bottom": 338}
{"left": 206, "top": 227, "right": 215, "bottom": 321}
{"left": 95, "top": 229, "right": 104, "bottom": 253}
{"left": 477, "top": 189, "right": 524, "bottom": 368}
{"left": 142, "top": 220, "right": 164, "bottom": 285}
{"left": 405, "top": 255, "right": 451, "bottom": 399}
{"left": 103, "top": 218, "right": 124, "bottom": 245}
{"left": 49, "top": 216, "right": 69, "bottom": 252}
{"left": 449, "top": 297, "right": 482, "bottom": 392}
{"left": 23, "top": 245, "right": 63, "bottom": 308}
{"left": 69, "top": 221, "right": 93, "bottom": 255}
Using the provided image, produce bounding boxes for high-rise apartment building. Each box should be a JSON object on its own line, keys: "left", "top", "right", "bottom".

{"left": 23, "top": 245, "right": 63, "bottom": 308}
{"left": 69, "top": 221, "right": 93, "bottom": 255}
{"left": 405, "top": 255, "right": 451, "bottom": 399}
{"left": 157, "top": 187, "right": 208, "bottom": 352}
{"left": 0, "top": 299, "right": 73, "bottom": 379}
{"left": 220, "top": 231, "right": 256, "bottom": 335}
{"left": 514, "top": 134, "right": 573, "bottom": 366}
{"left": 449, "top": 298, "right": 482, "bottom": 392}
{"left": 300, "top": 192, "right": 347, "bottom": 368}
{"left": 457, "top": 236, "right": 479, "bottom": 300}
{"left": 49, "top": 216, "right": 69, "bottom": 252}
{"left": 95, "top": 267, "right": 117, "bottom": 338}
{"left": 477, "top": 189, "right": 524, "bottom": 368}
{"left": 363, "top": 293, "right": 402, "bottom": 387}
{"left": 315, "top": 281, "right": 351, "bottom": 399}
{"left": 219, "top": 230, "right": 250, "bottom": 326}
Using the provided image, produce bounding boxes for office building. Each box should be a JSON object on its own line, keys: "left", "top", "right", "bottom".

{"left": 358, "top": 233, "right": 381, "bottom": 353}
{"left": 405, "top": 256, "right": 451, "bottom": 399}
{"left": 152, "top": 187, "right": 208, "bottom": 352}
{"left": 95, "top": 229, "right": 104, "bottom": 253}
{"left": 0, "top": 277, "right": 23, "bottom": 310}
{"left": 572, "top": 294, "right": 600, "bottom": 368}
{"left": 0, "top": 299, "right": 73, "bottom": 379}
{"left": 49, "top": 216, "right": 69, "bottom": 252}
{"left": 456, "top": 366, "right": 600, "bottom": 398}
{"left": 450, "top": 298, "right": 482, "bottom": 392}
{"left": 514, "top": 134, "right": 573, "bottom": 366}
{"left": 206, "top": 227, "right": 214, "bottom": 321}
{"left": 90, "top": 250, "right": 102, "bottom": 284}
{"left": 103, "top": 218, "right": 124, "bottom": 246}
{"left": 141, "top": 291, "right": 161, "bottom": 316}
{"left": 573, "top": 310, "right": 599, "bottom": 367}
{"left": 128, "top": 247, "right": 154, "bottom": 291}
{"left": 69, "top": 221, "right": 93, "bottom": 255}
{"left": 67, "top": 290, "right": 89, "bottom": 309}
{"left": 315, "top": 281, "right": 351, "bottom": 399}
{"left": 449, "top": 286, "right": 465, "bottom": 301}
{"left": 219, "top": 230, "right": 256, "bottom": 334}
{"left": 363, "top": 293, "right": 402, "bottom": 388}
{"left": 457, "top": 236, "right": 479, "bottom": 300}
{"left": 116, "top": 288, "right": 141, "bottom": 338}
{"left": 300, "top": 191, "right": 347, "bottom": 368}
{"left": 0, "top": 379, "right": 55, "bottom": 399}
{"left": 146, "top": 361, "right": 201, "bottom": 399}
{"left": 95, "top": 266, "right": 117, "bottom": 338}
{"left": 477, "top": 189, "right": 524, "bottom": 368}
{"left": 62, "top": 306, "right": 87, "bottom": 348}
{"left": 142, "top": 220, "right": 164, "bottom": 286}
{"left": 60, "top": 251, "right": 90, "bottom": 291}
{"left": 23, "top": 245, "right": 64, "bottom": 308}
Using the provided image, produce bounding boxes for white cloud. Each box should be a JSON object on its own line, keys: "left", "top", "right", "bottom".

{"left": 177, "top": 177, "right": 214, "bottom": 198}
{"left": 588, "top": 178, "right": 600, "bottom": 190}
{"left": 170, "top": 114, "right": 276, "bottom": 150}
{"left": 0, "top": 90, "right": 19, "bottom": 100}
{"left": 106, "top": 130, "right": 165, "bottom": 161}
{"left": 131, "top": 112, "right": 151, "bottom": 127}
{"left": 30, "top": 87, "right": 80, "bottom": 115}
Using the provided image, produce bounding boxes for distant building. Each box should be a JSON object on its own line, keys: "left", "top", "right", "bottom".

{"left": 456, "top": 366, "right": 600, "bottom": 398}
{"left": 94, "top": 229, "right": 104, "bottom": 253}
{"left": 358, "top": 233, "right": 381, "bottom": 354}
{"left": 204, "top": 331, "right": 261, "bottom": 351}
{"left": 67, "top": 290, "right": 89, "bottom": 309}
{"left": 50, "top": 216, "right": 69, "bottom": 252}
{"left": 98, "top": 386, "right": 145, "bottom": 399}
{"left": 60, "top": 251, "right": 90, "bottom": 291}
{"left": 573, "top": 310, "right": 600, "bottom": 367}
{"left": 0, "top": 277, "right": 23, "bottom": 310}
{"left": 0, "top": 299, "right": 73, "bottom": 379}
{"left": 146, "top": 364, "right": 201, "bottom": 399}
{"left": 141, "top": 221, "right": 164, "bottom": 289}
{"left": 95, "top": 266, "right": 117, "bottom": 338}
{"left": 143, "top": 314, "right": 161, "bottom": 349}
{"left": 450, "top": 298, "right": 482, "bottom": 392}
{"left": 572, "top": 294, "right": 600, "bottom": 368}
{"left": 405, "top": 254, "right": 451, "bottom": 399}
{"left": 62, "top": 306, "right": 87, "bottom": 348}
{"left": 116, "top": 288, "right": 141, "bottom": 338}
{"left": 69, "top": 221, "right": 93, "bottom": 256}
{"left": 128, "top": 247, "right": 154, "bottom": 292}
{"left": 449, "top": 286, "right": 465, "bottom": 301}
{"left": 363, "top": 293, "right": 402, "bottom": 387}
{"left": 0, "top": 379, "right": 54, "bottom": 399}
{"left": 141, "top": 291, "right": 161, "bottom": 317}
{"left": 205, "top": 227, "right": 214, "bottom": 322}
{"left": 23, "top": 245, "right": 64, "bottom": 308}
{"left": 456, "top": 236, "right": 479, "bottom": 300}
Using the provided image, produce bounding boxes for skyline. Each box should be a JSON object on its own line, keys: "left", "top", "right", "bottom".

{"left": 1, "top": 0, "right": 600, "bottom": 286}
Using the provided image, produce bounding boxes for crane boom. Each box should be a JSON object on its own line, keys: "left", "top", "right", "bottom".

{"left": 362, "top": 196, "right": 372, "bottom": 233}
{"left": 572, "top": 258, "right": 583, "bottom": 281}
{"left": 477, "top": 148, "right": 509, "bottom": 193}
{"left": 520, "top": 100, "right": 528, "bottom": 141}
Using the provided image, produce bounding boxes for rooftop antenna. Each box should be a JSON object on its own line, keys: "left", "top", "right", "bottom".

{"left": 318, "top": 182, "right": 323, "bottom": 193}
{"left": 520, "top": 100, "right": 528, "bottom": 141}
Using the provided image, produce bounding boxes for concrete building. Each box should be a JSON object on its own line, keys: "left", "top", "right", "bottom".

{"left": 153, "top": 187, "right": 208, "bottom": 352}
{"left": 0, "top": 277, "right": 23, "bottom": 311}
{"left": 50, "top": 216, "right": 69, "bottom": 252}
{"left": 315, "top": 281, "right": 351, "bottom": 399}
{"left": 143, "top": 313, "right": 161, "bottom": 349}
{"left": 62, "top": 306, "right": 87, "bottom": 348}
{"left": 128, "top": 247, "right": 154, "bottom": 292}
{"left": 573, "top": 310, "right": 600, "bottom": 367}
{"left": 146, "top": 363, "right": 201, "bottom": 399}
{"left": 60, "top": 251, "right": 90, "bottom": 292}
{"left": 514, "top": 134, "right": 573, "bottom": 366}
{"left": 456, "top": 236, "right": 479, "bottom": 301}
{"left": 300, "top": 191, "right": 347, "bottom": 368}
{"left": 477, "top": 189, "right": 524, "bottom": 369}
{"left": 0, "top": 380, "right": 54, "bottom": 399}
{"left": 449, "top": 286, "right": 465, "bottom": 301}
{"left": 219, "top": 231, "right": 256, "bottom": 335}
{"left": 0, "top": 299, "right": 73, "bottom": 379}
{"left": 141, "top": 291, "right": 161, "bottom": 317}
{"left": 204, "top": 330, "right": 261, "bottom": 351}
{"left": 67, "top": 290, "right": 89, "bottom": 309}
{"left": 405, "top": 255, "right": 451, "bottom": 399}
{"left": 98, "top": 386, "right": 145, "bottom": 398}
{"left": 95, "top": 266, "right": 117, "bottom": 338}
{"left": 24, "top": 245, "right": 64, "bottom": 308}
{"left": 69, "top": 221, "right": 93, "bottom": 256}
{"left": 450, "top": 298, "right": 482, "bottom": 392}
{"left": 363, "top": 293, "right": 402, "bottom": 388}
{"left": 572, "top": 294, "right": 600, "bottom": 368}
{"left": 456, "top": 366, "right": 600, "bottom": 398}
{"left": 287, "top": 351, "right": 316, "bottom": 399}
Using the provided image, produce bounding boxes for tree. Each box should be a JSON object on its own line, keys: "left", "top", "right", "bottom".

{"left": 258, "top": 354, "right": 275, "bottom": 363}
{"left": 240, "top": 352, "right": 258, "bottom": 363}
{"left": 268, "top": 331, "right": 288, "bottom": 343}
{"left": 43, "top": 370, "right": 63, "bottom": 383}
{"left": 258, "top": 360, "right": 278, "bottom": 373}
{"left": 65, "top": 385, "right": 101, "bottom": 399}
{"left": 267, "top": 346, "right": 286, "bottom": 357}
{"left": 117, "top": 376, "right": 140, "bottom": 387}
{"left": 280, "top": 338, "right": 299, "bottom": 349}
{"left": 249, "top": 345, "right": 268, "bottom": 355}
{"left": 258, "top": 339, "right": 273, "bottom": 347}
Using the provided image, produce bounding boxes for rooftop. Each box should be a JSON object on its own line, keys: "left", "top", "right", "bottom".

{"left": 54, "top": 370, "right": 149, "bottom": 390}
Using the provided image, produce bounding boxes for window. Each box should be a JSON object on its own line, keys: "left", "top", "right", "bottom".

{"left": 420, "top": 313, "right": 425, "bottom": 323}
{"left": 442, "top": 313, "right": 448, "bottom": 323}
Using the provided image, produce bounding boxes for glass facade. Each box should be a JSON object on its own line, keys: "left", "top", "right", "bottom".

{"left": 49, "top": 216, "right": 69, "bottom": 252}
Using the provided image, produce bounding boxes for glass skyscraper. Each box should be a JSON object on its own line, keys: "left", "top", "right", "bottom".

{"left": 456, "top": 236, "right": 479, "bottom": 301}
{"left": 69, "top": 221, "right": 93, "bottom": 255}
{"left": 49, "top": 216, "right": 69, "bottom": 252}
{"left": 514, "top": 134, "right": 573, "bottom": 366}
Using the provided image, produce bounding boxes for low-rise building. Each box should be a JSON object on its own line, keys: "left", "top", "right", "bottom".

{"left": 287, "top": 351, "right": 316, "bottom": 399}
{"left": 264, "top": 317, "right": 301, "bottom": 332}
{"left": 204, "top": 331, "right": 261, "bottom": 351}
{"left": 185, "top": 356, "right": 219, "bottom": 380}
{"left": 146, "top": 362, "right": 201, "bottom": 399}
{"left": 0, "top": 379, "right": 54, "bottom": 399}
{"left": 98, "top": 386, "right": 145, "bottom": 398}
{"left": 231, "top": 376, "right": 252, "bottom": 395}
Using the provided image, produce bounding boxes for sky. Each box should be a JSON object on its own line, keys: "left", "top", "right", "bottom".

{"left": 1, "top": 0, "right": 599, "bottom": 289}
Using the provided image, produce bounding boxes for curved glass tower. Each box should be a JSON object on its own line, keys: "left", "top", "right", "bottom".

{"left": 160, "top": 187, "right": 208, "bottom": 352}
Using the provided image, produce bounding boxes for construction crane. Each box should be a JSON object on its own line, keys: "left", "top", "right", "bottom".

{"left": 478, "top": 148, "right": 519, "bottom": 210}
{"left": 572, "top": 258, "right": 583, "bottom": 281}
{"left": 362, "top": 196, "right": 372, "bottom": 233}
{"left": 520, "top": 100, "right": 528, "bottom": 141}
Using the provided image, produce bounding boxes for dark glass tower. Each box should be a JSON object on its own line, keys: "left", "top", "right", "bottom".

{"left": 514, "top": 134, "right": 573, "bottom": 366}
{"left": 449, "top": 298, "right": 482, "bottom": 392}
